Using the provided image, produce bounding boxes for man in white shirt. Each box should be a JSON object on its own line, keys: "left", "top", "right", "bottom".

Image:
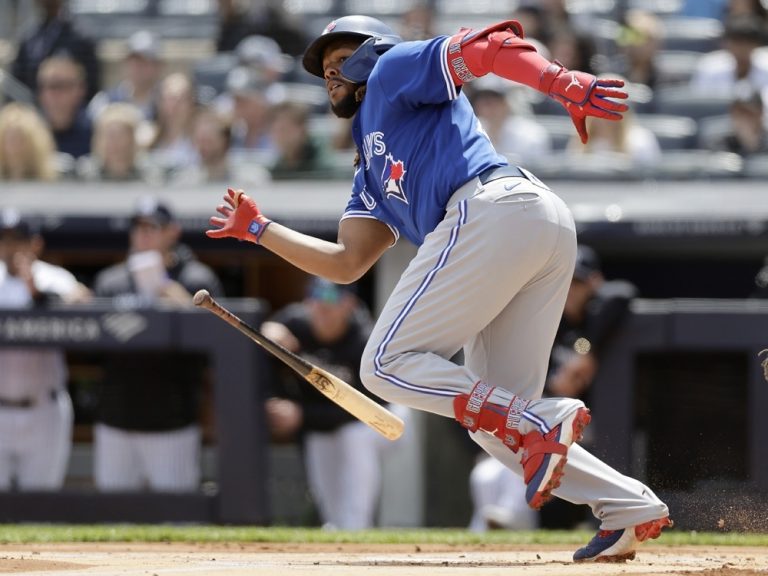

{"left": 690, "top": 16, "right": 768, "bottom": 96}
{"left": 0, "top": 208, "right": 90, "bottom": 490}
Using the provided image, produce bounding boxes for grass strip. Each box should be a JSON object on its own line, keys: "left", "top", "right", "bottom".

{"left": 0, "top": 525, "right": 766, "bottom": 547}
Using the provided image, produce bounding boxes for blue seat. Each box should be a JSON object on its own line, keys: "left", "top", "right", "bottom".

{"left": 660, "top": 17, "right": 723, "bottom": 52}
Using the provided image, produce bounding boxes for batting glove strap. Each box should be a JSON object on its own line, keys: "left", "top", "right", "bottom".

{"left": 544, "top": 64, "right": 597, "bottom": 108}
{"left": 246, "top": 217, "right": 272, "bottom": 244}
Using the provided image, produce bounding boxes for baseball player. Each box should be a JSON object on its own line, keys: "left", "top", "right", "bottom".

{"left": 207, "top": 15, "right": 671, "bottom": 561}
{"left": 264, "top": 278, "right": 393, "bottom": 529}
{"left": 93, "top": 197, "right": 224, "bottom": 492}
{"left": 0, "top": 208, "right": 91, "bottom": 490}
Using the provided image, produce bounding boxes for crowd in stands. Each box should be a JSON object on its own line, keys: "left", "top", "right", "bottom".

{"left": 1, "top": 0, "right": 768, "bottom": 184}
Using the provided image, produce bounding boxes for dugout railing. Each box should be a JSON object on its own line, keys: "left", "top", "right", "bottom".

{"left": 0, "top": 299, "right": 765, "bottom": 528}
{"left": 588, "top": 299, "right": 768, "bottom": 532}
{"left": 0, "top": 302, "right": 271, "bottom": 525}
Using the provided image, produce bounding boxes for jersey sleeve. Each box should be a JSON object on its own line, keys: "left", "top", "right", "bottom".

{"left": 371, "top": 37, "right": 459, "bottom": 109}
{"left": 340, "top": 175, "right": 400, "bottom": 245}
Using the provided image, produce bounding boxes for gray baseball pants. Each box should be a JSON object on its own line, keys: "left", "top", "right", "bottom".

{"left": 360, "top": 173, "right": 668, "bottom": 530}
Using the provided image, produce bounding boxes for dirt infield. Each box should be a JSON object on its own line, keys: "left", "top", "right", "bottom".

{"left": 0, "top": 543, "right": 766, "bottom": 576}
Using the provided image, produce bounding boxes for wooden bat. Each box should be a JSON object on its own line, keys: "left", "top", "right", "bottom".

{"left": 193, "top": 289, "right": 404, "bottom": 441}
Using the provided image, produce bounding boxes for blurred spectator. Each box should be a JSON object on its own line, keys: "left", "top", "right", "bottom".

{"left": 398, "top": 4, "right": 436, "bottom": 42}
{"left": 88, "top": 31, "right": 163, "bottom": 122}
{"left": 725, "top": 0, "right": 768, "bottom": 22}
{"left": 11, "top": 0, "right": 100, "bottom": 100}
{"left": 189, "top": 108, "right": 231, "bottom": 182}
{"left": 235, "top": 35, "right": 293, "bottom": 85}
{"left": 147, "top": 73, "right": 198, "bottom": 173}
{"left": 538, "top": 245, "right": 638, "bottom": 530}
{"left": 211, "top": 38, "right": 289, "bottom": 123}
{"left": 0, "top": 102, "right": 57, "bottom": 181}
{"left": 469, "top": 454, "right": 538, "bottom": 532}
{"left": 268, "top": 101, "right": 335, "bottom": 180}
{"left": 713, "top": 86, "right": 768, "bottom": 155}
{"left": 0, "top": 207, "right": 91, "bottom": 491}
{"left": 36, "top": 55, "right": 92, "bottom": 159}
{"left": 215, "top": 0, "right": 309, "bottom": 56}
{"left": 753, "top": 255, "right": 768, "bottom": 297}
{"left": 547, "top": 25, "right": 599, "bottom": 76}
{"left": 539, "top": 0, "right": 572, "bottom": 31}
{"left": 226, "top": 67, "right": 277, "bottom": 161}
{"left": 690, "top": 16, "right": 768, "bottom": 96}
{"left": 92, "top": 197, "right": 223, "bottom": 492}
{"left": 329, "top": 117, "right": 355, "bottom": 153}
{"left": 172, "top": 108, "right": 269, "bottom": 185}
{"left": 78, "top": 103, "right": 147, "bottom": 182}
{"left": 262, "top": 278, "right": 391, "bottom": 530}
{"left": 566, "top": 91, "right": 662, "bottom": 170}
{"left": 546, "top": 245, "right": 638, "bottom": 403}
{"left": 468, "top": 77, "right": 552, "bottom": 166}
{"left": 615, "top": 10, "right": 664, "bottom": 92}
{"left": 513, "top": 0, "right": 550, "bottom": 45}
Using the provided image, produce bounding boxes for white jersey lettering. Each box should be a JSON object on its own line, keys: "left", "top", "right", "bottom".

{"left": 362, "top": 131, "right": 386, "bottom": 169}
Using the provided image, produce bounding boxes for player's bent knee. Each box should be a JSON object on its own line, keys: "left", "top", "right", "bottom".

{"left": 359, "top": 344, "right": 401, "bottom": 403}
{"left": 359, "top": 364, "right": 398, "bottom": 403}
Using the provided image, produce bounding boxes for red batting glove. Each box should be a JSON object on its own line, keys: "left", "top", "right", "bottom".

{"left": 206, "top": 188, "right": 272, "bottom": 243}
{"left": 540, "top": 62, "right": 629, "bottom": 144}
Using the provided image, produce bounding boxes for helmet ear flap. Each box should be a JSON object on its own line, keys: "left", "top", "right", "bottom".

{"left": 340, "top": 34, "right": 401, "bottom": 84}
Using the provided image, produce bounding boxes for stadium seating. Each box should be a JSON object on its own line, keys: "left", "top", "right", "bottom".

{"left": 742, "top": 154, "right": 768, "bottom": 178}
{"left": 628, "top": 0, "right": 685, "bottom": 15}
{"left": 655, "top": 50, "right": 704, "bottom": 86}
{"left": 534, "top": 114, "right": 578, "bottom": 151}
{"left": 696, "top": 114, "right": 732, "bottom": 150}
{"left": 653, "top": 149, "right": 744, "bottom": 179}
{"left": 653, "top": 86, "right": 732, "bottom": 119}
{"left": 69, "top": 0, "right": 218, "bottom": 40}
{"left": 635, "top": 114, "right": 698, "bottom": 150}
{"left": 660, "top": 16, "right": 723, "bottom": 52}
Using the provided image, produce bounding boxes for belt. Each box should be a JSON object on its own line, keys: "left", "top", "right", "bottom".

{"left": 447, "top": 165, "right": 529, "bottom": 209}
{"left": 0, "top": 390, "right": 58, "bottom": 409}
{"left": 478, "top": 165, "right": 526, "bottom": 185}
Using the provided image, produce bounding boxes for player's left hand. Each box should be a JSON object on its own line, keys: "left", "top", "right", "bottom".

{"left": 543, "top": 64, "right": 628, "bottom": 144}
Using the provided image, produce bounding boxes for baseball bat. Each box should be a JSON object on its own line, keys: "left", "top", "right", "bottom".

{"left": 193, "top": 289, "right": 404, "bottom": 441}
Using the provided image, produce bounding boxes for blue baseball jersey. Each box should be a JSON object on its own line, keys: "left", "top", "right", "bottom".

{"left": 341, "top": 36, "right": 509, "bottom": 246}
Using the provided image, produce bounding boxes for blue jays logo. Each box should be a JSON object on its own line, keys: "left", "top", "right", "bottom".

{"left": 382, "top": 154, "right": 408, "bottom": 204}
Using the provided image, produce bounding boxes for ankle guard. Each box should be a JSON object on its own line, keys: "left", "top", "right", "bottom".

{"left": 454, "top": 381, "right": 529, "bottom": 452}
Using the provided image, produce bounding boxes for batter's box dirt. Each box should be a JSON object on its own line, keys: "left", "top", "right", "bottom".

{"left": 0, "top": 543, "right": 766, "bottom": 576}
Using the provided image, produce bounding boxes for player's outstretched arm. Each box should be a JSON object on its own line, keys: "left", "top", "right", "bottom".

{"left": 206, "top": 189, "right": 392, "bottom": 284}
{"left": 445, "top": 21, "right": 628, "bottom": 143}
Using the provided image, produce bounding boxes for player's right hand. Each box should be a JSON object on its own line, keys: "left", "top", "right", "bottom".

{"left": 261, "top": 321, "right": 301, "bottom": 353}
{"left": 206, "top": 188, "right": 272, "bottom": 243}
{"left": 542, "top": 63, "right": 628, "bottom": 144}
